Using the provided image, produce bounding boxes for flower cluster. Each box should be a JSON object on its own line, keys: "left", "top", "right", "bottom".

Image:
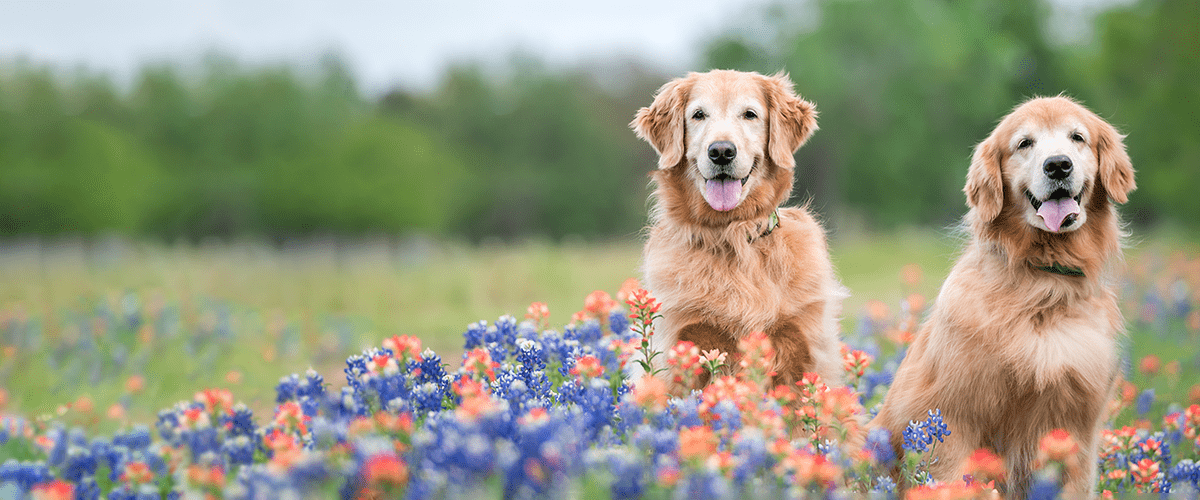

{"left": 0, "top": 286, "right": 895, "bottom": 499}
{"left": 2, "top": 248, "right": 1200, "bottom": 499}
{"left": 626, "top": 287, "right": 664, "bottom": 377}
{"left": 902, "top": 409, "right": 951, "bottom": 453}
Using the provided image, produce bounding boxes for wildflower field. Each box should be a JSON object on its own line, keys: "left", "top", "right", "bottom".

{"left": 1, "top": 233, "right": 1199, "bottom": 499}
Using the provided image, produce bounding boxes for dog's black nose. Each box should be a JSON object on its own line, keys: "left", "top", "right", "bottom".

{"left": 1043, "top": 155, "right": 1073, "bottom": 180}
{"left": 708, "top": 141, "right": 737, "bottom": 166}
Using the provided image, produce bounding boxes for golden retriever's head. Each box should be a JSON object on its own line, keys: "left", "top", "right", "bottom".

{"left": 632, "top": 70, "right": 817, "bottom": 218}
{"left": 966, "top": 96, "right": 1135, "bottom": 234}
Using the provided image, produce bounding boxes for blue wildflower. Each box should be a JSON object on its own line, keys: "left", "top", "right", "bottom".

{"left": 516, "top": 320, "right": 539, "bottom": 341}
{"left": 0, "top": 460, "right": 53, "bottom": 492}
{"left": 608, "top": 309, "right": 630, "bottom": 336}
{"left": 861, "top": 371, "right": 893, "bottom": 402}
{"left": 405, "top": 413, "right": 500, "bottom": 494}
{"left": 672, "top": 395, "right": 704, "bottom": 429}
{"left": 46, "top": 426, "right": 68, "bottom": 467}
{"left": 1027, "top": 470, "right": 1062, "bottom": 500}
{"left": 326, "top": 386, "right": 366, "bottom": 420}
{"left": 464, "top": 320, "right": 488, "bottom": 350}
{"left": 61, "top": 446, "right": 98, "bottom": 482}
{"left": 631, "top": 423, "right": 678, "bottom": 459}
{"left": 68, "top": 427, "right": 88, "bottom": 447}
{"left": 75, "top": 477, "right": 102, "bottom": 500}
{"left": 141, "top": 450, "right": 169, "bottom": 479}
{"left": 902, "top": 409, "right": 950, "bottom": 453}
{"left": 223, "top": 435, "right": 256, "bottom": 466}
{"left": 298, "top": 368, "right": 327, "bottom": 408}
{"left": 155, "top": 408, "right": 183, "bottom": 445}
{"left": 183, "top": 426, "right": 221, "bottom": 461}
{"left": 873, "top": 474, "right": 897, "bottom": 494}
{"left": 411, "top": 381, "right": 447, "bottom": 414}
{"left": 730, "top": 428, "right": 770, "bottom": 485}
{"left": 572, "top": 320, "right": 605, "bottom": 347}
{"left": 107, "top": 484, "right": 164, "bottom": 500}
{"left": 708, "top": 399, "right": 743, "bottom": 436}
{"left": 1172, "top": 459, "right": 1200, "bottom": 492}
{"left": 112, "top": 427, "right": 152, "bottom": 451}
{"left": 514, "top": 338, "right": 553, "bottom": 405}
{"left": 865, "top": 427, "right": 896, "bottom": 466}
{"left": 586, "top": 447, "right": 646, "bottom": 500}
{"left": 1137, "top": 388, "right": 1155, "bottom": 416}
{"left": 676, "top": 468, "right": 731, "bottom": 500}
{"left": 1165, "top": 411, "right": 1186, "bottom": 445}
{"left": 415, "top": 349, "right": 448, "bottom": 386}
{"left": 89, "top": 439, "right": 124, "bottom": 482}
{"left": 224, "top": 403, "right": 256, "bottom": 437}
{"left": 495, "top": 314, "right": 519, "bottom": 347}
{"left": 276, "top": 373, "right": 300, "bottom": 404}
{"left": 480, "top": 315, "right": 520, "bottom": 362}
{"left": 0, "top": 416, "right": 30, "bottom": 445}
{"left": 559, "top": 377, "right": 618, "bottom": 441}
{"left": 343, "top": 352, "right": 371, "bottom": 394}
{"left": 500, "top": 407, "right": 583, "bottom": 498}
{"left": 288, "top": 451, "right": 331, "bottom": 488}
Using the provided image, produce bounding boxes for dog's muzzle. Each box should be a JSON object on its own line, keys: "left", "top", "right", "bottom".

{"left": 708, "top": 141, "right": 736, "bottom": 166}
{"left": 1043, "top": 155, "right": 1072, "bottom": 180}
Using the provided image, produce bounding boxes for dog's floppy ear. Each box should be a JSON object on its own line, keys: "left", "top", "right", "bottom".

{"left": 965, "top": 133, "right": 1005, "bottom": 223}
{"left": 763, "top": 72, "right": 818, "bottom": 170}
{"left": 631, "top": 76, "right": 692, "bottom": 169}
{"left": 1090, "top": 114, "right": 1135, "bottom": 204}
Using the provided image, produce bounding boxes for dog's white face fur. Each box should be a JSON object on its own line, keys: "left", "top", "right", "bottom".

{"left": 683, "top": 75, "right": 769, "bottom": 212}
{"left": 1007, "top": 116, "right": 1098, "bottom": 233}
{"left": 967, "top": 96, "right": 1135, "bottom": 236}
{"left": 632, "top": 70, "right": 818, "bottom": 218}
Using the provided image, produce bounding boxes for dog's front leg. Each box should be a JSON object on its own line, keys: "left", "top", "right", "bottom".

{"left": 677, "top": 321, "right": 738, "bottom": 388}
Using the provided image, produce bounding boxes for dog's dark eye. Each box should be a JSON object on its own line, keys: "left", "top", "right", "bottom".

{"left": 743, "top": 110, "right": 758, "bottom": 120}
{"left": 692, "top": 110, "right": 706, "bottom": 120}
{"left": 1017, "top": 138, "right": 1034, "bottom": 150}
{"left": 1070, "top": 132, "right": 1085, "bottom": 143}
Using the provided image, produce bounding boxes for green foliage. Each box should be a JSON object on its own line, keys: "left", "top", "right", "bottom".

{"left": 0, "top": 0, "right": 1195, "bottom": 238}
{"left": 705, "top": 0, "right": 1067, "bottom": 227}
{"left": 0, "top": 67, "right": 163, "bottom": 234}
{"left": 0, "top": 118, "right": 161, "bottom": 234}
{"left": 256, "top": 117, "right": 466, "bottom": 234}
{"left": 0, "top": 432, "right": 40, "bottom": 462}
{"left": 390, "top": 60, "right": 659, "bottom": 239}
{"left": 1068, "top": 0, "right": 1200, "bottom": 227}
{"left": 0, "top": 57, "right": 467, "bottom": 239}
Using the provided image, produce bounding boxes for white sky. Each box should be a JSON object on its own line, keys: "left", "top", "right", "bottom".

{"left": 0, "top": 0, "right": 1126, "bottom": 95}
{"left": 0, "top": 0, "right": 773, "bottom": 94}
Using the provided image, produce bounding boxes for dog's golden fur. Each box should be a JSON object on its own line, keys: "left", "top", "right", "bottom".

{"left": 870, "top": 97, "right": 1135, "bottom": 497}
{"left": 631, "top": 70, "right": 845, "bottom": 388}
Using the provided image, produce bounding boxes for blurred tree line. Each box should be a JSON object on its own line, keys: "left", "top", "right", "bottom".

{"left": 0, "top": 0, "right": 1194, "bottom": 240}
{"left": 705, "top": 0, "right": 1197, "bottom": 229}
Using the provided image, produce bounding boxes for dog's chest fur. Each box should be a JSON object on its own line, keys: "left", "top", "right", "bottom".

{"left": 643, "top": 208, "right": 823, "bottom": 337}
{"left": 924, "top": 257, "right": 1121, "bottom": 437}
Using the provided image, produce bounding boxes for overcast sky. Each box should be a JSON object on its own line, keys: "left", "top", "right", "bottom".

{"left": 0, "top": 0, "right": 1125, "bottom": 95}
{"left": 0, "top": 0, "right": 776, "bottom": 94}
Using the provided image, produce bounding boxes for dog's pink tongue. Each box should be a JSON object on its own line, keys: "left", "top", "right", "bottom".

{"left": 1037, "top": 198, "right": 1081, "bottom": 232}
{"left": 704, "top": 178, "right": 741, "bottom": 212}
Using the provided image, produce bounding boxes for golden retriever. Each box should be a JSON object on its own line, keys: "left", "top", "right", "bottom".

{"left": 870, "top": 96, "right": 1135, "bottom": 497}
{"left": 630, "top": 70, "right": 845, "bottom": 388}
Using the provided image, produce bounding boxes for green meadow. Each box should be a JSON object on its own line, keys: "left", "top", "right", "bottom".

{"left": 2, "top": 231, "right": 1196, "bottom": 433}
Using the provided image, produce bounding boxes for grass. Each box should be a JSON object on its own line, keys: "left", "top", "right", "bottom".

{"left": 0, "top": 236, "right": 650, "bottom": 425}
{"left": 0, "top": 237, "right": 642, "bottom": 353}
{"left": 0, "top": 230, "right": 1195, "bottom": 432}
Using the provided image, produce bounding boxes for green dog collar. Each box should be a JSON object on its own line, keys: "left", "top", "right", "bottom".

{"left": 749, "top": 210, "right": 780, "bottom": 243}
{"left": 1032, "top": 262, "right": 1085, "bottom": 277}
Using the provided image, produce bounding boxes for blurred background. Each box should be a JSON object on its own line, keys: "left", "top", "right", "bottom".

{"left": 2, "top": 0, "right": 1196, "bottom": 241}
{"left": 1, "top": 0, "right": 1198, "bottom": 425}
